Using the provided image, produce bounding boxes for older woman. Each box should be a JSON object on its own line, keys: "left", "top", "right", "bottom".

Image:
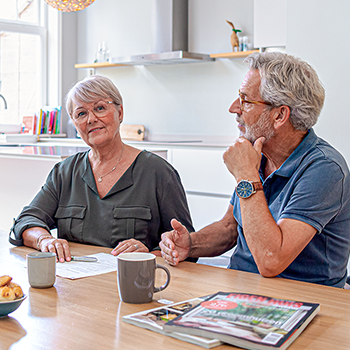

{"left": 9, "top": 75, "right": 194, "bottom": 262}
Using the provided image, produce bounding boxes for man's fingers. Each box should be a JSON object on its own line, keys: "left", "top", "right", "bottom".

{"left": 253, "top": 136, "right": 266, "bottom": 153}
{"left": 170, "top": 218, "right": 187, "bottom": 234}
{"left": 160, "top": 238, "right": 174, "bottom": 254}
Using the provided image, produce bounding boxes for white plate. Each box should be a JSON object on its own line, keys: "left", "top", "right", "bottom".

{"left": 0, "top": 134, "right": 38, "bottom": 144}
{"left": 0, "top": 124, "right": 22, "bottom": 134}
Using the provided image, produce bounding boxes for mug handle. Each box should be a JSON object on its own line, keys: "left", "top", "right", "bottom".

{"left": 154, "top": 264, "right": 171, "bottom": 293}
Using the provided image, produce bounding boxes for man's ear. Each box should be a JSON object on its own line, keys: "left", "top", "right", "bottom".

{"left": 273, "top": 105, "right": 291, "bottom": 129}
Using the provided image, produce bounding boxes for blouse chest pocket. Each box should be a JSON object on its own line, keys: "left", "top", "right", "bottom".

{"left": 112, "top": 206, "right": 152, "bottom": 242}
{"left": 54, "top": 205, "right": 86, "bottom": 241}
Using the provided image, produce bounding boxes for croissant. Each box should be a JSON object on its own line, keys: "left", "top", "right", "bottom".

{"left": 0, "top": 286, "right": 16, "bottom": 301}
{"left": 0, "top": 275, "right": 24, "bottom": 301}
{"left": 7, "top": 282, "right": 24, "bottom": 299}
{"left": 0, "top": 275, "right": 12, "bottom": 287}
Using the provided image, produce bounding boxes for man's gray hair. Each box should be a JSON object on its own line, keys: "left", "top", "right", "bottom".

{"left": 66, "top": 75, "right": 123, "bottom": 117}
{"left": 244, "top": 52, "right": 325, "bottom": 131}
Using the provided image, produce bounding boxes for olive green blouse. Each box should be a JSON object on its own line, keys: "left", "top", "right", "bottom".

{"left": 10, "top": 150, "right": 194, "bottom": 251}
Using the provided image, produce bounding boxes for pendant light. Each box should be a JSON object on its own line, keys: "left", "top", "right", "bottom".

{"left": 44, "top": 0, "right": 96, "bottom": 12}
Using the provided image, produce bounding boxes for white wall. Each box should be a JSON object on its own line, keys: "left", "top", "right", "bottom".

{"left": 58, "top": 0, "right": 350, "bottom": 184}
{"left": 285, "top": 0, "right": 350, "bottom": 275}
{"left": 60, "top": 0, "right": 350, "bottom": 162}
{"left": 286, "top": 0, "right": 350, "bottom": 166}
{"left": 70, "top": 0, "right": 350, "bottom": 155}
{"left": 72, "top": 0, "right": 253, "bottom": 139}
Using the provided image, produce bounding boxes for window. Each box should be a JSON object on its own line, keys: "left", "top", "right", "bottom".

{"left": 0, "top": 0, "right": 47, "bottom": 126}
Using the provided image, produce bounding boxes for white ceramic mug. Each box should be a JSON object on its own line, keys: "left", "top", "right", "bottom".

{"left": 27, "top": 252, "right": 56, "bottom": 288}
{"left": 117, "top": 252, "right": 170, "bottom": 304}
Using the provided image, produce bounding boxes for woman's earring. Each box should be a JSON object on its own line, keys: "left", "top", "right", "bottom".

{"left": 119, "top": 120, "right": 122, "bottom": 124}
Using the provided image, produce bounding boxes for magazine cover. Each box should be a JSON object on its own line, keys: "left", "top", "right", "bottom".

{"left": 122, "top": 296, "right": 221, "bottom": 348}
{"left": 163, "top": 292, "right": 320, "bottom": 350}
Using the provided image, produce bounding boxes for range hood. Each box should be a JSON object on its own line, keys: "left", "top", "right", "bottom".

{"left": 110, "top": 0, "right": 214, "bottom": 66}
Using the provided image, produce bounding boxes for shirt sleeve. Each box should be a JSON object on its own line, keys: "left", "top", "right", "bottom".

{"left": 279, "top": 159, "right": 346, "bottom": 232}
{"left": 158, "top": 168, "right": 194, "bottom": 233}
{"left": 155, "top": 163, "right": 196, "bottom": 261}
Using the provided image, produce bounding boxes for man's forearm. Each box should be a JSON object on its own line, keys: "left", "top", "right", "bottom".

{"left": 189, "top": 208, "right": 238, "bottom": 258}
{"left": 239, "top": 191, "right": 316, "bottom": 276}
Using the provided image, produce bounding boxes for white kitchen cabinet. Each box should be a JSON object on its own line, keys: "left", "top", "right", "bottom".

{"left": 186, "top": 193, "right": 231, "bottom": 232}
{"left": 0, "top": 154, "right": 61, "bottom": 233}
{"left": 187, "top": 193, "right": 234, "bottom": 269}
{"left": 170, "top": 146, "right": 236, "bottom": 268}
{"left": 124, "top": 141, "right": 235, "bottom": 229}
{"left": 253, "top": 0, "right": 286, "bottom": 49}
{"left": 171, "top": 147, "right": 236, "bottom": 196}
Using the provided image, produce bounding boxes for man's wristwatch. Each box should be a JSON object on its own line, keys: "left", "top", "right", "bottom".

{"left": 236, "top": 180, "right": 263, "bottom": 199}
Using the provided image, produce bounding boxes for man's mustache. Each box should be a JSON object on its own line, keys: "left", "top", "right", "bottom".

{"left": 236, "top": 115, "right": 244, "bottom": 125}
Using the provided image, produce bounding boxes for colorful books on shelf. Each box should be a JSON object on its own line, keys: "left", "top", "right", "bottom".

{"left": 122, "top": 296, "right": 222, "bottom": 348}
{"left": 163, "top": 292, "right": 320, "bottom": 350}
{"left": 34, "top": 106, "right": 62, "bottom": 135}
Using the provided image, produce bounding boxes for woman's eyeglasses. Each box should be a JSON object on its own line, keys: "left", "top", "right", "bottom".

{"left": 72, "top": 100, "right": 116, "bottom": 124}
{"left": 238, "top": 90, "right": 272, "bottom": 112}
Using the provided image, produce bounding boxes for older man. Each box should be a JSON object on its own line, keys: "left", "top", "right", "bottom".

{"left": 160, "top": 52, "right": 350, "bottom": 288}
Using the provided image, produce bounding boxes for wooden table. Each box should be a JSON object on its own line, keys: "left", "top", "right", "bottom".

{"left": 1, "top": 230, "right": 350, "bottom": 350}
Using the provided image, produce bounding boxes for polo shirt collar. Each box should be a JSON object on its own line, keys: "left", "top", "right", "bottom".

{"left": 260, "top": 128, "right": 317, "bottom": 179}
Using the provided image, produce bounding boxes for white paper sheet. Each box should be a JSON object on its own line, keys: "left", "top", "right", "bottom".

{"left": 56, "top": 253, "right": 117, "bottom": 279}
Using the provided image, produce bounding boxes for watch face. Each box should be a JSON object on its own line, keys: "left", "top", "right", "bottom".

{"left": 236, "top": 180, "right": 254, "bottom": 198}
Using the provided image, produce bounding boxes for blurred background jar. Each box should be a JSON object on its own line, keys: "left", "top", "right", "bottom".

{"left": 95, "top": 42, "right": 109, "bottom": 62}
{"left": 242, "top": 36, "right": 248, "bottom": 51}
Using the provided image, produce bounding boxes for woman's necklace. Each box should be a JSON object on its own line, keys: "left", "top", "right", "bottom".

{"left": 93, "top": 144, "right": 125, "bottom": 183}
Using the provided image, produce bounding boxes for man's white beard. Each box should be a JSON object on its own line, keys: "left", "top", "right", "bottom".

{"left": 237, "top": 110, "right": 275, "bottom": 144}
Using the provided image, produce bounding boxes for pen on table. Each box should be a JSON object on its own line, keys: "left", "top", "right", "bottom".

{"left": 70, "top": 256, "right": 98, "bottom": 262}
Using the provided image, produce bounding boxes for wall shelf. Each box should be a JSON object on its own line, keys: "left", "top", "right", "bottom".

{"left": 74, "top": 62, "right": 128, "bottom": 69}
{"left": 75, "top": 50, "right": 260, "bottom": 69}
{"left": 209, "top": 50, "right": 259, "bottom": 59}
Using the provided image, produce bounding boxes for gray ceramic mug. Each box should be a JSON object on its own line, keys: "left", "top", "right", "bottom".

{"left": 117, "top": 252, "right": 170, "bottom": 303}
{"left": 27, "top": 252, "right": 56, "bottom": 288}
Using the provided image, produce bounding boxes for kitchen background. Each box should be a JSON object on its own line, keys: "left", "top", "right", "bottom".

{"left": 59, "top": 0, "right": 350, "bottom": 270}
{"left": 58, "top": 0, "right": 350, "bottom": 161}
{"left": 1, "top": 0, "right": 350, "bottom": 269}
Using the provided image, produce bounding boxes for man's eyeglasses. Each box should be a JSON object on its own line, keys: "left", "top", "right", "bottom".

{"left": 238, "top": 90, "right": 272, "bottom": 112}
{"left": 72, "top": 100, "right": 116, "bottom": 124}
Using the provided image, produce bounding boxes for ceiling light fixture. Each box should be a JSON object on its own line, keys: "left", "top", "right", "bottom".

{"left": 44, "top": 0, "right": 96, "bottom": 12}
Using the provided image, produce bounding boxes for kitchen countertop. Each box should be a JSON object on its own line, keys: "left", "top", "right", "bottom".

{"left": 0, "top": 134, "right": 233, "bottom": 159}
{"left": 0, "top": 144, "right": 90, "bottom": 159}
{"left": 38, "top": 134, "right": 234, "bottom": 147}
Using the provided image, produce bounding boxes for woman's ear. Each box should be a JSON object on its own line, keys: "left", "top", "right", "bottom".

{"left": 273, "top": 105, "right": 290, "bottom": 129}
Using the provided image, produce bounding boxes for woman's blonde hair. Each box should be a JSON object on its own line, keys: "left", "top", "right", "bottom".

{"left": 66, "top": 75, "right": 123, "bottom": 117}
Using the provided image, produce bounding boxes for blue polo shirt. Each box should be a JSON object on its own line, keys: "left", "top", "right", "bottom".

{"left": 229, "top": 129, "right": 350, "bottom": 288}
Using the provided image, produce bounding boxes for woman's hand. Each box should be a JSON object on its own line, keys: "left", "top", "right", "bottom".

{"left": 40, "top": 237, "right": 71, "bottom": 263}
{"left": 111, "top": 239, "right": 149, "bottom": 256}
{"left": 23, "top": 227, "right": 71, "bottom": 263}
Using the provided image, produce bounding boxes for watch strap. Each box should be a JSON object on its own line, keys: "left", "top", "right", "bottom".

{"left": 253, "top": 181, "right": 263, "bottom": 192}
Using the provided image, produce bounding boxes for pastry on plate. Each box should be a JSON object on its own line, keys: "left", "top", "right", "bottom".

{"left": 0, "top": 286, "right": 16, "bottom": 301}
{"left": 7, "top": 282, "right": 24, "bottom": 299}
{"left": 0, "top": 275, "right": 12, "bottom": 287}
{"left": 0, "top": 275, "right": 24, "bottom": 301}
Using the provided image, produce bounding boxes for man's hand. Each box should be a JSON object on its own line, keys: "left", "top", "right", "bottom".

{"left": 160, "top": 218, "right": 191, "bottom": 266}
{"left": 223, "top": 136, "right": 265, "bottom": 181}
